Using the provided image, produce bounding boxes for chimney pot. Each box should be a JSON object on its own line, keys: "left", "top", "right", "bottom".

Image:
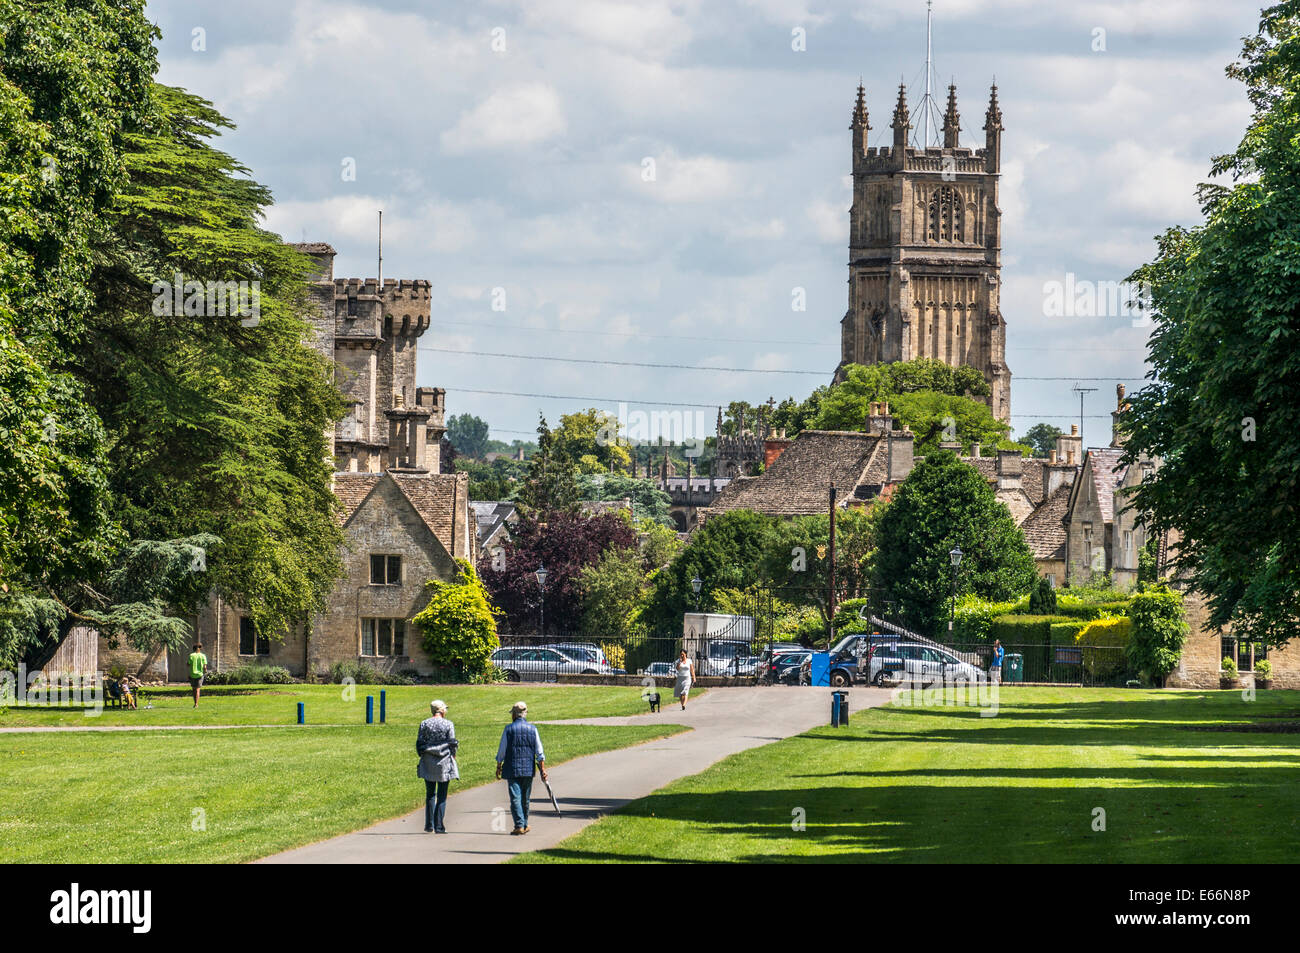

{"left": 1049, "top": 450, "right": 1058, "bottom": 464}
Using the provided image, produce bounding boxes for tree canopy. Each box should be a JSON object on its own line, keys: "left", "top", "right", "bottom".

{"left": 1121, "top": 1, "right": 1300, "bottom": 645}
{"left": 871, "top": 450, "right": 1038, "bottom": 634}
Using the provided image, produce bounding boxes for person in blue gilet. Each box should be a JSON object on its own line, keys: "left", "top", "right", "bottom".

{"left": 495, "top": 700, "right": 548, "bottom": 835}
{"left": 991, "top": 640, "right": 1004, "bottom": 685}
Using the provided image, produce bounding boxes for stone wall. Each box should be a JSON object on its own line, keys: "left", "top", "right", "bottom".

{"left": 1167, "top": 590, "right": 1300, "bottom": 689}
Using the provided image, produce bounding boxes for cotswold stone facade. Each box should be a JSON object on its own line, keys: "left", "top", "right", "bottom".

{"left": 108, "top": 245, "right": 474, "bottom": 681}
{"left": 838, "top": 83, "right": 1011, "bottom": 421}
{"left": 1166, "top": 591, "right": 1300, "bottom": 690}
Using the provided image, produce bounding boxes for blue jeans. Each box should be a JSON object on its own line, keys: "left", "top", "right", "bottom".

{"left": 506, "top": 777, "right": 533, "bottom": 829}
{"left": 424, "top": 780, "right": 449, "bottom": 832}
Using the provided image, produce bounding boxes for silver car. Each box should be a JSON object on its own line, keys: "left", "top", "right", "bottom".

{"left": 491, "top": 647, "right": 602, "bottom": 682}
{"left": 545, "top": 642, "right": 611, "bottom": 673}
{"left": 868, "top": 641, "right": 985, "bottom": 687}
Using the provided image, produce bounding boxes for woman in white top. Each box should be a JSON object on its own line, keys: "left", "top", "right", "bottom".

{"left": 673, "top": 649, "right": 695, "bottom": 710}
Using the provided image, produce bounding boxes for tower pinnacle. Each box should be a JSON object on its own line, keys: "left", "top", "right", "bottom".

{"left": 942, "top": 83, "right": 960, "bottom": 148}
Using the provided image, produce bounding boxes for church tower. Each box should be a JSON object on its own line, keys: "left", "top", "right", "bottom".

{"left": 836, "top": 81, "right": 1011, "bottom": 422}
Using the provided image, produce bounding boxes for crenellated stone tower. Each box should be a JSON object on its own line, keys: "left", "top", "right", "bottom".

{"left": 293, "top": 243, "right": 447, "bottom": 473}
{"left": 836, "top": 82, "right": 1011, "bottom": 422}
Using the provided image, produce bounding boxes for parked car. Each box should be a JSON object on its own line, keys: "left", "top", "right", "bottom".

{"left": 825, "top": 633, "right": 886, "bottom": 686}
{"left": 768, "top": 650, "right": 812, "bottom": 685}
{"left": 864, "top": 641, "right": 985, "bottom": 687}
{"left": 702, "top": 639, "right": 756, "bottom": 676}
{"left": 545, "top": 641, "right": 610, "bottom": 672}
{"left": 645, "top": 662, "right": 675, "bottom": 678}
{"left": 491, "top": 647, "right": 601, "bottom": 681}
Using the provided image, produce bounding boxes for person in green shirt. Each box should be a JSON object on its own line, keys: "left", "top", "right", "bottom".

{"left": 188, "top": 642, "right": 208, "bottom": 708}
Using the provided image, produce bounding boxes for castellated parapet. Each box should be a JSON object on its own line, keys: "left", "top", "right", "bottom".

{"left": 291, "top": 242, "right": 437, "bottom": 474}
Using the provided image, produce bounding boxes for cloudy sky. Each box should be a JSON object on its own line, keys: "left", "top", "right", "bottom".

{"left": 148, "top": 0, "right": 1261, "bottom": 450}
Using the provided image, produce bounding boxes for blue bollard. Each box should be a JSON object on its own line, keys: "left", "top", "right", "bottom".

{"left": 297, "top": 702, "right": 304, "bottom": 725}
{"left": 830, "top": 691, "right": 841, "bottom": 728}
{"left": 366, "top": 695, "right": 374, "bottom": 724}
{"left": 380, "top": 689, "right": 386, "bottom": 724}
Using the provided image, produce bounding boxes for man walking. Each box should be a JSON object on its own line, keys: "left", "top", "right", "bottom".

{"left": 495, "top": 701, "right": 547, "bottom": 835}
{"left": 188, "top": 642, "right": 208, "bottom": 708}
{"left": 990, "top": 639, "right": 1004, "bottom": 685}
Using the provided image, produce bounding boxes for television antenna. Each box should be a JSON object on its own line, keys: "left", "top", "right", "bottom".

{"left": 1071, "top": 383, "right": 1098, "bottom": 445}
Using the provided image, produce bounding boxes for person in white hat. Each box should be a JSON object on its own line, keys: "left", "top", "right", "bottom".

{"left": 416, "top": 699, "right": 459, "bottom": 833}
{"left": 495, "top": 700, "right": 547, "bottom": 834}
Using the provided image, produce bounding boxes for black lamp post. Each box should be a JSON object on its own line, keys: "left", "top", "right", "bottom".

{"left": 691, "top": 575, "right": 703, "bottom": 611}
{"left": 948, "top": 545, "right": 963, "bottom": 635}
{"left": 535, "top": 564, "right": 549, "bottom": 637}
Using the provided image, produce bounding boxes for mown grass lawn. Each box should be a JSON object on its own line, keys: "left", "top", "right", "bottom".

{"left": 0, "top": 684, "right": 684, "bottom": 863}
{"left": 516, "top": 688, "right": 1300, "bottom": 864}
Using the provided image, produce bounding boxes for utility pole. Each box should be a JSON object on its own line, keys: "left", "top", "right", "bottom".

{"left": 377, "top": 210, "right": 383, "bottom": 286}
{"left": 1071, "top": 383, "right": 1097, "bottom": 447}
{"left": 828, "top": 482, "right": 838, "bottom": 645}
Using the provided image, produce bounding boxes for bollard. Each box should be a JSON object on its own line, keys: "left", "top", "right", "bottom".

{"left": 839, "top": 692, "right": 849, "bottom": 726}
{"left": 297, "top": 702, "right": 304, "bottom": 725}
{"left": 830, "top": 690, "right": 841, "bottom": 728}
{"left": 379, "top": 689, "right": 386, "bottom": 724}
{"left": 366, "top": 695, "right": 374, "bottom": 724}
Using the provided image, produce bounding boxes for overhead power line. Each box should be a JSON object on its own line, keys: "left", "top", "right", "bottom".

{"left": 430, "top": 320, "right": 837, "bottom": 349}
{"left": 420, "top": 345, "right": 1146, "bottom": 381}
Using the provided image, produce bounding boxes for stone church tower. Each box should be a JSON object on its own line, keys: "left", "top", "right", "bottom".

{"left": 836, "top": 82, "right": 1011, "bottom": 422}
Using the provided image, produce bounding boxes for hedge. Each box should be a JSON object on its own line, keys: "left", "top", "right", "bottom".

{"left": 988, "top": 614, "right": 1076, "bottom": 678}
{"left": 1054, "top": 596, "right": 1132, "bottom": 621}
{"left": 1076, "top": 617, "right": 1132, "bottom": 683}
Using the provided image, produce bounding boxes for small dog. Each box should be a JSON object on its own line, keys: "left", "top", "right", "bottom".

{"left": 647, "top": 692, "right": 661, "bottom": 713}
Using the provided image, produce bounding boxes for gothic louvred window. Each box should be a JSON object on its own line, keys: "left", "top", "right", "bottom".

{"left": 927, "top": 187, "right": 963, "bottom": 242}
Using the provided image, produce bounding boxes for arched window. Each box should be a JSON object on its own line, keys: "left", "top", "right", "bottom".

{"left": 928, "top": 187, "right": 959, "bottom": 242}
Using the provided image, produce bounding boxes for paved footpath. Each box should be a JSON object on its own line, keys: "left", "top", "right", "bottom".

{"left": 259, "top": 685, "right": 893, "bottom": 865}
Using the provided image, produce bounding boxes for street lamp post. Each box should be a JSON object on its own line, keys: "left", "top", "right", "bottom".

{"left": 691, "top": 575, "right": 702, "bottom": 611}
{"left": 948, "top": 545, "right": 963, "bottom": 635}
{"left": 535, "top": 565, "right": 549, "bottom": 637}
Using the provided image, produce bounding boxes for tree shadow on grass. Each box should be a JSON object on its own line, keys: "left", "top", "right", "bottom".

{"left": 522, "top": 772, "right": 1298, "bottom": 864}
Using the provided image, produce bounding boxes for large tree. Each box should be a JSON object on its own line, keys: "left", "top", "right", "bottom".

{"left": 479, "top": 510, "right": 636, "bottom": 633}
{"left": 1122, "top": 1, "right": 1300, "bottom": 646}
{"left": 447, "top": 413, "right": 490, "bottom": 459}
{"left": 872, "top": 450, "right": 1038, "bottom": 635}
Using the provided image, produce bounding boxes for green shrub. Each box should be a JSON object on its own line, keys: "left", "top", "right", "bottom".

{"left": 327, "top": 661, "right": 413, "bottom": 685}
{"left": 1054, "top": 593, "right": 1132, "bottom": 620}
{"left": 952, "top": 595, "right": 1022, "bottom": 643}
{"left": 206, "top": 664, "right": 294, "bottom": 685}
{"left": 1221, "top": 656, "right": 1238, "bottom": 677}
{"left": 1076, "top": 617, "right": 1132, "bottom": 683}
{"left": 1049, "top": 621, "right": 1086, "bottom": 645}
{"left": 1254, "top": 659, "right": 1272, "bottom": 680}
{"left": 413, "top": 559, "right": 500, "bottom": 677}
{"left": 1027, "top": 577, "right": 1057, "bottom": 615}
{"left": 1126, "top": 583, "right": 1188, "bottom": 685}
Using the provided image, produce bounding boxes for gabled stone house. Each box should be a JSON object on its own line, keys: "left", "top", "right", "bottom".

{"left": 107, "top": 243, "right": 474, "bottom": 681}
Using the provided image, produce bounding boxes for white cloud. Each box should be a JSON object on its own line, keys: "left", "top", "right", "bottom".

{"left": 440, "top": 84, "right": 567, "bottom": 154}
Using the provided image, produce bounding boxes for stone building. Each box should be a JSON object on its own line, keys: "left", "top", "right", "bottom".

{"left": 837, "top": 82, "right": 1012, "bottom": 421}
{"left": 106, "top": 244, "right": 473, "bottom": 680}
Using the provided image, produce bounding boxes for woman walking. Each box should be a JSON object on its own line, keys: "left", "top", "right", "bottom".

{"left": 673, "top": 649, "right": 695, "bottom": 710}
{"left": 416, "top": 699, "right": 459, "bottom": 833}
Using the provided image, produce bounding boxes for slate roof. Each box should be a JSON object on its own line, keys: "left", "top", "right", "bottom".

{"left": 1020, "top": 482, "right": 1072, "bottom": 560}
{"left": 1087, "top": 448, "right": 1128, "bottom": 523}
{"left": 471, "top": 501, "right": 516, "bottom": 547}
{"left": 963, "top": 456, "right": 1051, "bottom": 504}
{"left": 701, "top": 431, "right": 888, "bottom": 517}
{"left": 334, "top": 471, "right": 470, "bottom": 558}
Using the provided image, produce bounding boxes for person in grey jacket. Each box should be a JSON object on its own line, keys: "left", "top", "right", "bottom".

{"left": 416, "top": 699, "right": 459, "bottom": 833}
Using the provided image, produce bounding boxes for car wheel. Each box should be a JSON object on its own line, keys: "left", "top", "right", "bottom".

{"left": 830, "top": 670, "right": 850, "bottom": 687}
{"left": 504, "top": 670, "right": 520, "bottom": 682}
{"left": 872, "top": 670, "right": 892, "bottom": 687}
{"left": 582, "top": 669, "right": 598, "bottom": 676}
